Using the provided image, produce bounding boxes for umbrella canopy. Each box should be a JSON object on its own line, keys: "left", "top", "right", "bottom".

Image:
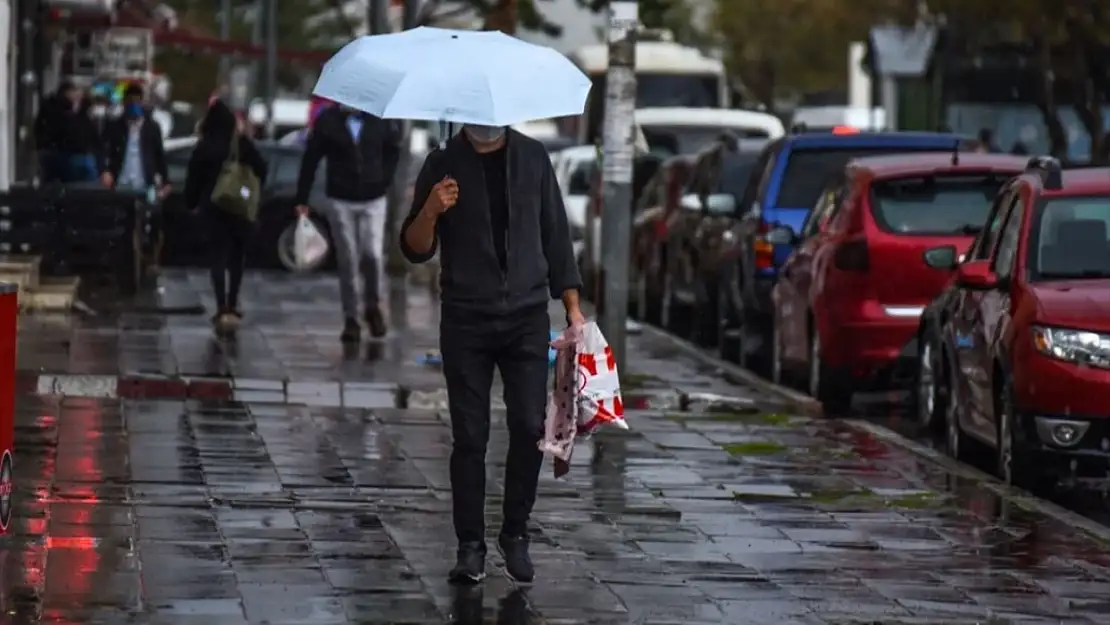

{"left": 313, "top": 27, "right": 592, "bottom": 127}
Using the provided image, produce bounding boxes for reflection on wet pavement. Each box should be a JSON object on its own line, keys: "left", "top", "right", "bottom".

{"left": 8, "top": 270, "right": 1110, "bottom": 623}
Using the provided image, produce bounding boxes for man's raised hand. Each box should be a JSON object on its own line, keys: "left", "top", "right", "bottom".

{"left": 424, "top": 176, "right": 458, "bottom": 216}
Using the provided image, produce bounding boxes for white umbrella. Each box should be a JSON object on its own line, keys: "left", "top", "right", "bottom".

{"left": 313, "top": 27, "right": 592, "bottom": 127}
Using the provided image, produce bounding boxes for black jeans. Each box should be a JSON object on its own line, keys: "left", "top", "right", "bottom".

{"left": 207, "top": 209, "right": 252, "bottom": 311}
{"left": 441, "top": 303, "right": 550, "bottom": 546}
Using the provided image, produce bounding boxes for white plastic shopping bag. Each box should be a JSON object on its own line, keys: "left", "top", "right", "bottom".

{"left": 293, "top": 215, "right": 329, "bottom": 270}
{"left": 540, "top": 321, "right": 628, "bottom": 476}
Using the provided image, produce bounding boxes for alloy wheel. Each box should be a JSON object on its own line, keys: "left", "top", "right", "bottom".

{"left": 917, "top": 341, "right": 937, "bottom": 428}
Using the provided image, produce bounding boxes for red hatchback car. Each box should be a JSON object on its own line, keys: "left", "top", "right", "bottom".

{"left": 931, "top": 160, "right": 1110, "bottom": 490}
{"left": 767, "top": 152, "right": 1029, "bottom": 413}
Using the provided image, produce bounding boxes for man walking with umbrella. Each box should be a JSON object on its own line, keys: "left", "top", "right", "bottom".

{"left": 400, "top": 123, "right": 584, "bottom": 584}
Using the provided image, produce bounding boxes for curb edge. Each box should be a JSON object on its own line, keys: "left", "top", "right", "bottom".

{"left": 848, "top": 418, "right": 1110, "bottom": 544}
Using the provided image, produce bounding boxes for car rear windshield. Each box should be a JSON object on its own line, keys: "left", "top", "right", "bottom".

{"left": 1033, "top": 196, "right": 1110, "bottom": 279}
{"left": 777, "top": 146, "right": 957, "bottom": 208}
{"left": 869, "top": 174, "right": 1007, "bottom": 236}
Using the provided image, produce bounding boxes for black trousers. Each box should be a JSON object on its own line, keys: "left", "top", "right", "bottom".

{"left": 440, "top": 303, "right": 550, "bottom": 546}
{"left": 207, "top": 209, "right": 252, "bottom": 311}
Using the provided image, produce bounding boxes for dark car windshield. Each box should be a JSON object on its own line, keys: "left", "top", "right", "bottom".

{"left": 869, "top": 174, "right": 1007, "bottom": 235}
{"left": 1033, "top": 196, "right": 1110, "bottom": 279}
{"left": 777, "top": 146, "right": 958, "bottom": 208}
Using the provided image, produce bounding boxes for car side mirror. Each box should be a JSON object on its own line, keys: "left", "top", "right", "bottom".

{"left": 764, "top": 224, "right": 797, "bottom": 245}
{"left": 923, "top": 245, "right": 958, "bottom": 270}
{"left": 703, "top": 193, "right": 737, "bottom": 216}
{"left": 955, "top": 260, "right": 999, "bottom": 290}
{"left": 679, "top": 194, "right": 701, "bottom": 211}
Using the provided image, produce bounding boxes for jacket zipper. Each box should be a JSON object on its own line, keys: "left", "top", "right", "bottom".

{"left": 503, "top": 143, "right": 511, "bottom": 299}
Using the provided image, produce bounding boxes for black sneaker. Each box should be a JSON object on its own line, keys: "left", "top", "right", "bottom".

{"left": 497, "top": 534, "right": 534, "bottom": 583}
{"left": 365, "top": 306, "right": 387, "bottom": 338}
{"left": 448, "top": 542, "right": 486, "bottom": 585}
{"left": 340, "top": 318, "right": 361, "bottom": 343}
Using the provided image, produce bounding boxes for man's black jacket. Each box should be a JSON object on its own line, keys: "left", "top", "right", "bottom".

{"left": 100, "top": 119, "right": 168, "bottom": 187}
{"left": 400, "top": 130, "right": 582, "bottom": 314}
{"left": 295, "top": 106, "right": 401, "bottom": 205}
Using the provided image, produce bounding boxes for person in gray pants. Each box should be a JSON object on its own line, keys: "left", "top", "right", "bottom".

{"left": 295, "top": 104, "right": 401, "bottom": 342}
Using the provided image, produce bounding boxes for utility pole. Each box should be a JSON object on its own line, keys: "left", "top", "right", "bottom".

{"left": 368, "top": 0, "right": 389, "bottom": 35}
{"left": 218, "top": 0, "right": 231, "bottom": 81}
{"left": 598, "top": 1, "right": 637, "bottom": 368}
{"left": 385, "top": 0, "right": 418, "bottom": 278}
{"left": 264, "top": 0, "right": 277, "bottom": 138}
{"left": 250, "top": 0, "right": 262, "bottom": 102}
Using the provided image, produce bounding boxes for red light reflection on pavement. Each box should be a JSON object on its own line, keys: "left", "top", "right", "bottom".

{"left": 40, "top": 401, "right": 102, "bottom": 621}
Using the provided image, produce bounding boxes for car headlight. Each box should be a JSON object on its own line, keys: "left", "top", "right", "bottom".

{"left": 1032, "top": 325, "right": 1110, "bottom": 369}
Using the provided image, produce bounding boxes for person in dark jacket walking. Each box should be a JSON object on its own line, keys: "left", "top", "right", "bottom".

{"left": 295, "top": 104, "right": 402, "bottom": 342}
{"left": 400, "top": 125, "right": 584, "bottom": 585}
{"left": 100, "top": 100, "right": 169, "bottom": 194}
{"left": 184, "top": 100, "right": 268, "bottom": 332}
{"left": 34, "top": 82, "right": 84, "bottom": 183}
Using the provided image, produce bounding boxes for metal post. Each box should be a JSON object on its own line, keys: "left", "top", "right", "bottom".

{"left": 599, "top": 1, "right": 637, "bottom": 368}
{"left": 385, "top": 0, "right": 419, "bottom": 277}
{"left": 264, "top": 0, "right": 277, "bottom": 138}
{"left": 218, "top": 0, "right": 231, "bottom": 80}
{"left": 368, "top": 0, "right": 389, "bottom": 35}
{"left": 250, "top": 0, "right": 262, "bottom": 100}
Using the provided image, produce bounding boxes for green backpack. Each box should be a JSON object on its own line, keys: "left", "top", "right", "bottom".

{"left": 210, "top": 134, "right": 261, "bottom": 221}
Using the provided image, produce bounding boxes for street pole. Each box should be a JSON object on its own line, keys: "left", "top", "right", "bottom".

{"left": 368, "top": 0, "right": 389, "bottom": 35}
{"left": 264, "top": 0, "right": 277, "bottom": 138}
{"left": 250, "top": 0, "right": 262, "bottom": 100}
{"left": 218, "top": 0, "right": 231, "bottom": 81}
{"left": 385, "top": 0, "right": 418, "bottom": 278}
{"left": 599, "top": 1, "right": 637, "bottom": 368}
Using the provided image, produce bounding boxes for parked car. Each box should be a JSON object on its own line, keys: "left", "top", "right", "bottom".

{"left": 661, "top": 143, "right": 760, "bottom": 345}
{"left": 716, "top": 130, "right": 972, "bottom": 371}
{"left": 768, "top": 152, "right": 1028, "bottom": 413}
{"left": 636, "top": 107, "right": 784, "bottom": 157}
{"left": 927, "top": 158, "right": 1110, "bottom": 490}
{"left": 161, "top": 141, "right": 336, "bottom": 271}
{"left": 629, "top": 153, "right": 698, "bottom": 323}
{"left": 551, "top": 145, "right": 597, "bottom": 267}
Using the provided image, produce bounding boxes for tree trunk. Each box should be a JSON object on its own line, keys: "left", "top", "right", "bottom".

{"left": 484, "top": 0, "right": 518, "bottom": 34}
{"left": 1067, "top": 19, "right": 1105, "bottom": 163}
{"left": 1032, "top": 34, "right": 1069, "bottom": 159}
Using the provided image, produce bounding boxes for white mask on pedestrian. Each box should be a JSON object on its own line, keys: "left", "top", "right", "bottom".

{"left": 464, "top": 124, "right": 505, "bottom": 142}
{"left": 91, "top": 105, "right": 107, "bottom": 118}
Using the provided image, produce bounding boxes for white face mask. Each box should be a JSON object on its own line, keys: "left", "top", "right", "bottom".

{"left": 91, "top": 106, "right": 106, "bottom": 118}
{"left": 465, "top": 124, "right": 505, "bottom": 142}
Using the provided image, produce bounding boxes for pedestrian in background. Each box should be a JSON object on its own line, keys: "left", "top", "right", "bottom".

{"left": 183, "top": 100, "right": 268, "bottom": 332}
{"left": 100, "top": 98, "right": 169, "bottom": 196}
{"left": 34, "top": 82, "right": 82, "bottom": 183}
{"left": 295, "top": 104, "right": 402, "bottom": 343}
{"left": 400, "top": 124, "right": 584, "bottom": 585}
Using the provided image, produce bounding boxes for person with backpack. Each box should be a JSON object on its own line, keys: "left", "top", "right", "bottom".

{"left": 184, "top": 100, "right": 268, "bottom": 332}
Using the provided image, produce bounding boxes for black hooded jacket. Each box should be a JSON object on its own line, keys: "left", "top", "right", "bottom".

{"left": 400, "top": 130, "right": 581, "bottom": 314}
{"left": 184, "top": 101, "right": 268, "bottom": 211}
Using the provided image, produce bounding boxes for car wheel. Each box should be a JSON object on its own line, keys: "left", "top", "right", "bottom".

{"left": 808, "top": 328, "right": 852, "bottom": 416}
{"left": 945, "top": 352, "right": 970, "bottom": 462}
{"left": 996, "top": 373, "right": 1055, "bottom": 493}
{"left": 770, "top": 315, "right": 784, "bottom": 386}
{"left": 693, "top": 280, "right": 719, "bottom": 347}
{"left": 914, "top": 334, "right": 945, "bottom": 435}
{"left": 718, "top": 274, "right": 739, "bottom": 362}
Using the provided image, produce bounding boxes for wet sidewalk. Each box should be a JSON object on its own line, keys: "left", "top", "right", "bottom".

{"left": 6, "top": 271, "right": 1110, "bottom": 624}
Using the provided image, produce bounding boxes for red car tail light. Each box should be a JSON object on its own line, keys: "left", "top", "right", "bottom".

{"left": 834, "top": 238, "right": 870, "bottom": 272}
{"left": 754, "top": 222, "right": 774, "bottom": 270}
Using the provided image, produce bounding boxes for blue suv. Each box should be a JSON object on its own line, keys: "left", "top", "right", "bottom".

{"left": 717, "top": 130, "right": 970, "bottom": 370}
